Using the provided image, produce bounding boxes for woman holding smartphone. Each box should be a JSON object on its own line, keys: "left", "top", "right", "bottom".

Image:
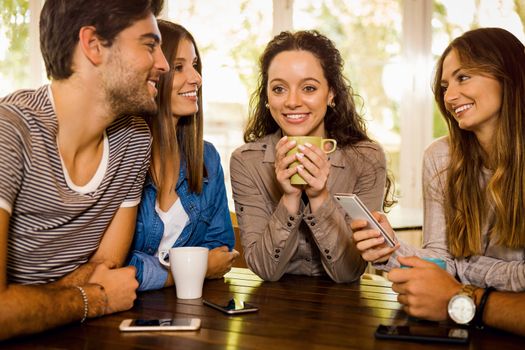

{"left": 353, "top": 27, "right": 525, "bottom": 292}
{"left": 128, "top": 20, "right": 238, "bottom": 291}
{"left": 230, "top": 30, "right": 393, "bottom": 283}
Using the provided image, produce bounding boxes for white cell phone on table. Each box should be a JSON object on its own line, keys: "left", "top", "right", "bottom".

{"left": 335, "top": 193, "right": 396, "bottom": 248}
{"left": 119, "top": 318, "right": 201, "bottom": 332}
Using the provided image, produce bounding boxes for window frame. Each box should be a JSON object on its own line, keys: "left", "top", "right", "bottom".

{"left": 27, "top": 0, "right": 434, "bottom": 210}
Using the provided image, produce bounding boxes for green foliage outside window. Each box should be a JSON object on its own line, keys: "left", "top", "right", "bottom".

{"left": 0, "top": 0, "right": 30, "bottom": 92}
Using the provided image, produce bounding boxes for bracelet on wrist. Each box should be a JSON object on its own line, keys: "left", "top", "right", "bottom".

{"left": 474, "top": 287, "right": 495, "bottom": 329}
{"left": 75, "top": 286, "right": 88, "bottom": 323}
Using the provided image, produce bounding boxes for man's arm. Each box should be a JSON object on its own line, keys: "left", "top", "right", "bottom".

{"left": 0, "top": 206, "right": 138, "bottom": 340}
{"left": 389, "top": 256, "right": 525, "bottom": 336}
{"left": 482, "top": 290, "right": 525, "bottom": 336}
{"left": 55, "top": 206, "right": 138, "bottom": 287}
{"left": 0, "top": 209, "right": 107, "bottom": 340}
{"left": 85, "top": 206, "right": 139, "bottom": 314}
{"left": 90, "top": 206, "right": 138, "bottom": 267}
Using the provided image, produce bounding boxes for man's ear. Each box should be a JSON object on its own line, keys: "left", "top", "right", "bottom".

{"left": 78, "top": 26, "right": 104, "bottom": 65}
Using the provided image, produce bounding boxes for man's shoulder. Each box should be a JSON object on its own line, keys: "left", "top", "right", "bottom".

{"left": 108, "top": 115, "right": 151, "bottom": 142}
{"left": 0, "top": 86, "right": 51, "bottom": 122}
{"left": 1, "top": 86, "right": 49, "bottom": 109}
{"left": 106, "top": 116, "right": 151, "bottom": 168}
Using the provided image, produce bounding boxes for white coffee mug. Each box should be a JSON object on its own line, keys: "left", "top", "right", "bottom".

{"left": 158, "top": 247, "right": 209, "bottom": 299}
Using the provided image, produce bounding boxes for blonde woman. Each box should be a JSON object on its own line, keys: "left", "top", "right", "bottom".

{"left": 353, "top": 27, "right": 525, "bottom": 292}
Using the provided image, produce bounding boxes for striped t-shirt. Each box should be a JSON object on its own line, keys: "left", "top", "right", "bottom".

{"left": 0, "top": 85, "right": 151, "bottom": 284}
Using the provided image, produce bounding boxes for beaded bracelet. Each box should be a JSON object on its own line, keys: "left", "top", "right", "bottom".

{"left": 75, "top": 286, "right": 89, "bottom": 323}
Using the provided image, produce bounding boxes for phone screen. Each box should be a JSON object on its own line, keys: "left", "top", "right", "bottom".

{"left": 375, "top": 324, "right": 469, "bottom": 344}
{"left": 130, "top": 319, "right": 192, "bottom": 327}
{"left": 223, "top": 299, "right": 250, "bottom": 311}
{"left": 203, "top": 298, "right": 259, "bottom": 314}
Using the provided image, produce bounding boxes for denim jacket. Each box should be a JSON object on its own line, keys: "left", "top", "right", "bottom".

{"left": 128, "top": 141, "right": 234, "bottom": 291}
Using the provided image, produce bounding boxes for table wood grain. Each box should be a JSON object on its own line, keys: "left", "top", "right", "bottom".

{"left": 4, "top": 268, "right": 523, "bottom": 349}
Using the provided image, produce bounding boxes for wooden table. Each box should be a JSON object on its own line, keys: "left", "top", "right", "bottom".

{"left": 5, "top": 268, "right": 522, "bottom": 349}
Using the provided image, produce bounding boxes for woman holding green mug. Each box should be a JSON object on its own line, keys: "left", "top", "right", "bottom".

{"left": 230, "top": 30, "right": 393, "bottom": 282}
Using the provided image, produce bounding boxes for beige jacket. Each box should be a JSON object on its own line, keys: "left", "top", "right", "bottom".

{"left": 230, "top": 131, "right": 387, "bottom": 282}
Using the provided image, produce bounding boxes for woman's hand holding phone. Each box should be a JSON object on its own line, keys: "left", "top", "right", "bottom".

{"left": 351, "top": 211, "right": 399, "bottom": 264}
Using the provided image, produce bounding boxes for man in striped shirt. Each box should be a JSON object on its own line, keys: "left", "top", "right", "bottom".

{"left": 0, "top": 0, "right": 169, "bottom": 340}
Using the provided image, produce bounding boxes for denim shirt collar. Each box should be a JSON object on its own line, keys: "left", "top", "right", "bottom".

{"left": 143, "top": 161, "right": 209, "bottom": 237}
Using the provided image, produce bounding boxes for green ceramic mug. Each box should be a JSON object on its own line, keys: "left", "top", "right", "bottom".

{"left": 286, "top": 136, "right": 337, "bottom": 185}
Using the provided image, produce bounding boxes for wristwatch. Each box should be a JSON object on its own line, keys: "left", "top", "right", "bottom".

{"left": 447, "top": 284, "right": 477, "bottom": 324}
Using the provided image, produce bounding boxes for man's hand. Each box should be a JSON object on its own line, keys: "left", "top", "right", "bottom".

{"left": 388, "top": 256, "right": 461, "bottom": 321}
{"left": 88, "top": 262, "right": 138, "bottom": 314}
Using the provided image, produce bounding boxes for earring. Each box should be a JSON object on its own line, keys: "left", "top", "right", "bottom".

{"left": 329, "top": 100, "right": 336, "bottom": 108}
{"left": 265, "top": 102, "right": 270, "bottom": 109}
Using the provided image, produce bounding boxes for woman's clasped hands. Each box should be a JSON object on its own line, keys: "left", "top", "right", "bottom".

{"left": 274, "top": 136, "right": 332, "bottom": 211}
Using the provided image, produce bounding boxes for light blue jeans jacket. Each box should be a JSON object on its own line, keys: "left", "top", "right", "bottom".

{"left": 128, "top": 142, "right": 234, "bottom": 291}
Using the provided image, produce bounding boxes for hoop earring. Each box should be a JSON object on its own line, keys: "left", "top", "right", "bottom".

{"left": 265, "top": 102, "right": 270, "bottom": 109}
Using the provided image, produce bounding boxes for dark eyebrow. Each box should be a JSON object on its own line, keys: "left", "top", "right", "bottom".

{"left": 440, "top": 67, "right": 462, "bottom": 85}
{"left": 301, "top": 77, "right": 321, "bottom": 84}
{"left": 269, "top": 77, "right": 321, "bottom": 85}
{"left": 140, "top": 33, "right": 161, "bottom": 44}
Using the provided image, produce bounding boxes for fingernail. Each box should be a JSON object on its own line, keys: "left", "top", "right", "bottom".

{"left": 296, "top": 153, "right": 304, "bottom": 159}
{"left": 304, "top": 142, "right": 312, "bottom": 147}
{"left": 298, "top": 145, "right": 305, "bottom": 151}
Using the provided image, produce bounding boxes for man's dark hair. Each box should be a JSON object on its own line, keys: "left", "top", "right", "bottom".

{"left": 40, "top": 0, "right": 164, "bottom": 80}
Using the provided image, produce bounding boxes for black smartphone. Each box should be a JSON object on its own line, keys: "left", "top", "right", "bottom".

{"left": 203, "top": 298, "right": 259, "bottom": 315}
{"left": 375, "top": 324, "right": 469, "bottom": 344}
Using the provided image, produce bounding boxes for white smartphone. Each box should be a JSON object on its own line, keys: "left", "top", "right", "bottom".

{"left": 335, "top": 193, "right": 396, "bottom": 248}
{"left": 119, "top": 318, "right": 201, "bottom": 332}
{"left": 203, "top": 298, "right": 259, "bottom": 315}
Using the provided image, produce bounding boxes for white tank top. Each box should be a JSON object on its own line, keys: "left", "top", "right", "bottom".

{"left": 155, "top": 197, "right": 189, "bottom": 256}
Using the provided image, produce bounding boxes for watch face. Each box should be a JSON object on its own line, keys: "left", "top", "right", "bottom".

{"left": 448, "top": 295, "right": 476, "bottom": 324}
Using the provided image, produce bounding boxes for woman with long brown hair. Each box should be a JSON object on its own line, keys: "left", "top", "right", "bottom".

{"left": 353, "top": 27, "right": 525, "bottom": 292}
{"left": 128, "top": 20, "right": 238, "bottom": 291}
{"left": 231, "top": 30, "right": 392, "bottom": 282}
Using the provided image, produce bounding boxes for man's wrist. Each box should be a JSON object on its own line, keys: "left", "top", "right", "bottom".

{"left": 85, "top": 283, "right": 108, "bottom": 318}
{"left": 473, "top": 287, "right": 495, "bottom": 329}
{"left": 473, "top": 287, "right": 484, "bottom": 307}
{"left": 447, "top": 284, "right": 478, "bottom": 324}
